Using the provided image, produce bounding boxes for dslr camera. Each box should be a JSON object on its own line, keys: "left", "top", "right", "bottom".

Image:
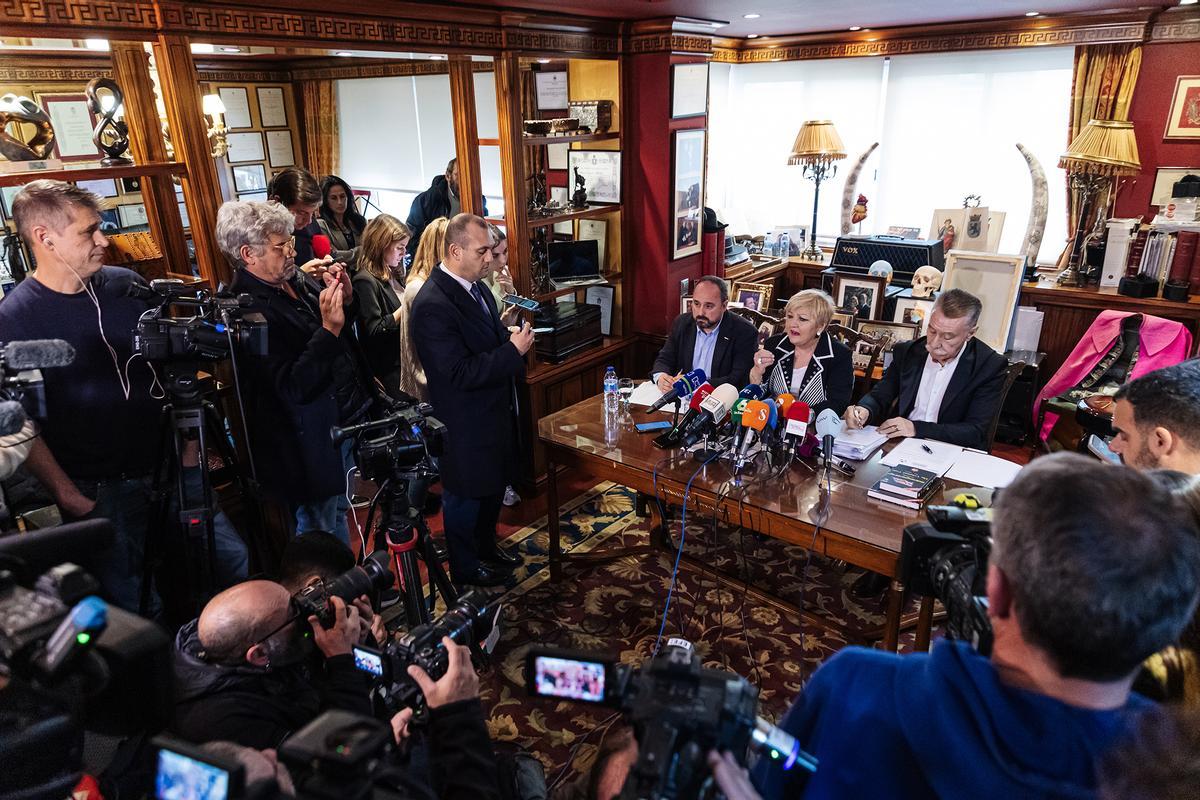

{"left": 132, "top": 278, "right": 267, "bottom": 363}
{"left": 293, "top": 551, "right": 395, "bottom": 629}
{"left": 352, "top": 589, "right": 501, "bottom": 713}
{"left": 899, "top": 504, "right": 994, "bottom": 654}
{"left": 525, "top": 638, "right": 816, "bottom": 800}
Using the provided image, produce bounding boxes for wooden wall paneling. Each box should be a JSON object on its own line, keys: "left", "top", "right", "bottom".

{"left": 448, "top": 56, "right": 484, "bottom": 217}
{"left": 494, "top": 53, "right": 531, "bottom": 294}
{"left": 153, "top": 34, "right": 229, "bottom": 286}
{"left": 109, "top": 41, "right": 191, "bottom": 277}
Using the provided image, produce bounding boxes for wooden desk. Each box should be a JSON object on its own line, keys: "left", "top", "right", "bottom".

{"left": 538, "top": 396, "right": 969, "bottom": 651}
{"left": 1018, "top": 280, "right": 1200, "bottom": 388}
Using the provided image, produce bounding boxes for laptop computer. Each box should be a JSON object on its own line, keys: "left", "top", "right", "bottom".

{"left": 548, "top": 239, "right": 604, "bottom": 289}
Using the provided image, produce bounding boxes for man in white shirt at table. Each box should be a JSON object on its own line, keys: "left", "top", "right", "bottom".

{"left": 843, "top": 288, "right": 1007, "bottom": 452}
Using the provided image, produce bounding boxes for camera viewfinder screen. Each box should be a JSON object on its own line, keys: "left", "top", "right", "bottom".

{"left": 156, "top": 749, "right": 230, "bottom": 800}
{"left": 534, "top": 655, "right": 606, "bottom": 703}
{"left": 353, "top": 646, "right": 384, "bottom": 677}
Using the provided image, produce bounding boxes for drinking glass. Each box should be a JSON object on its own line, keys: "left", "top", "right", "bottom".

{"left": 618, "top": 378, "right": 634, "bottom": 410}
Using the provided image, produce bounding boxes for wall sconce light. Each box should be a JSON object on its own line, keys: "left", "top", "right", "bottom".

{"left": 202, "top": 93, "right": 228, "bottom": 158}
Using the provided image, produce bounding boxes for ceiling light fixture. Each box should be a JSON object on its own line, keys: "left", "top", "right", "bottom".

{"left": 849, "top": 26, "right": 861, "bottom": 31}
{"left": 1025, "top": 10, "right": 1040, "bottom": 16}
{"left": 430, "top": 54, "right": 445, "bottom": 60}
{"left": 743, "top": 13, "right": 760, "bottom": 19}
{"left": 220, "top": 46, "right": 240, "bottom": 53}
{"left": 537, "top": 58, "right": 551, "bottom": 63}
{"left": 1181, "top": 0, "right": 1198, "bottom": 6}
{"left": 747, "top": 33, "right": 759, "bottom": 38}
{"left": 85, "top": 38, "right": 109, "bottom": 51}
{"left": 335, "top": 51, "right": 352, "bottom": 56}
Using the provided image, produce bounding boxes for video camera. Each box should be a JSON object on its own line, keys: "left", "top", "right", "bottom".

{"left": 525, "top": 638, "right": 816, "bottom": 800}
{"left": 0, "top": 338, "right": 75, "bottom": 435}
{"left": 332, "top": 402, "right": 446, "bottom": 483}
{"left": 132, "top": 278, "right": 267, "bottom": 363}
{"left": 0, "top": 521, "right": 173, "bottom": 800}
{"left": 899, "top": 504, "right": 994, "bottom": 654}
{"left": 352, "top": 589, "right": 500, "bottom": 713}
{"left": 293, "top": 550, "right": 395, "bottom": 630}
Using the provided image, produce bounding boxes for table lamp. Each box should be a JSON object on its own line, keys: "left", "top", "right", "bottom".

{"left": 789, "top": 120, "right": 846, "bottom": 262}
{"left": 1056, "top": 119, "right": 1140, "bottom": 286}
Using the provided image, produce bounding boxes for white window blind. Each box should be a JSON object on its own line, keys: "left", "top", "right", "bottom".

{"left": 708, "top": 46, "right": 1073, "bottom": 264}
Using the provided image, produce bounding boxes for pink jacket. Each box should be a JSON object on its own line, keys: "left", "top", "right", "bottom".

{"left": 1034, "top": 310, "right": 1194, "bottom": 440}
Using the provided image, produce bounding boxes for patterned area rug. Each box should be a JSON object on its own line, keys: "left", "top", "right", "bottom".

{"left": 472, "top": 481, "right": 931, "bottom": 792}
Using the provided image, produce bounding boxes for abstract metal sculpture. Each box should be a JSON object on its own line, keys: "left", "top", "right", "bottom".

{"left": 0, "top": 93, "right": 56, "bottom": 161}
{"left": 85, "top": 78, "right": 132, "bottom": 166}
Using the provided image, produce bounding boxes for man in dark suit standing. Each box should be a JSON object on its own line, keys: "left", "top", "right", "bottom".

{"left": 651, "top": 276, "right": 758, "bottom": 393}
{"left": 411, "top": 214, "right": 533, "bottom": 588}
{"left": 844, "top": 288, "right": 1006, "bottom": 451}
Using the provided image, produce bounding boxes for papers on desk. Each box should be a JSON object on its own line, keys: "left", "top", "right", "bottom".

{"left": 832, "top": 426, "right": 887, "bottom": 460}
{"left": 945, "top": 450, "right": 1022, "bottom": 489}
{"left": 879, "top": 438, "right": 1024, "bottom": 488}
{"left": 880, "top": 438, "right": 961, "bottom": 476}
{"left": 627, "top": 381, "right": 682, "bottom": 415}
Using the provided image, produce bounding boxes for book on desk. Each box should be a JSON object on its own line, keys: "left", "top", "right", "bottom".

{"left": 867, "top": 464, "right": 942, "bottom": 509}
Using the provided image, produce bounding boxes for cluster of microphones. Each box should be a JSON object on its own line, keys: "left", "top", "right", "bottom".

{"left": 643, "top": 368, "right": 844, "bottom": 474}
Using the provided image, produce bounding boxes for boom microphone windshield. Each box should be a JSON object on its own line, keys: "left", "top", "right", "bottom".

{"left": 2, "top": 339, "right": 76, "bottom": 370}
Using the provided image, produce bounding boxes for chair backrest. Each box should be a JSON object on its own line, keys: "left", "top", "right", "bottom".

{"left": 985, "top": 360, "right": 1026, "bottom": 452}
{"left": 828, "top": 323, "right": 884, "bottom": 395}
{"left": 728, "top": 306, "right": 782, "bottom": 342}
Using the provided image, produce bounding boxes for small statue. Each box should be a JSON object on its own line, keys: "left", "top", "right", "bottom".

{"left": 85, "top": 78, "right": 132, "bottom": 166}
{"left": 851, "top": 193, "right": 869, "bottom": 224}
{"left": 527, "top": 171, "right": 548, "bottom": 215}
{"left": 0, "top": 93, "right": 56, "bottom": 161}
{"left": 911, "top": 265, "right": 943, "bottom": 299}
{"left": 531, "top": 227, "right": 550, "bottom": 293}
{"left": 570, "top": 167, "right": 588, "bottom": 209}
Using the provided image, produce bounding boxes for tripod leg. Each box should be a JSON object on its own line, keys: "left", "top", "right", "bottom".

{"left": 416, "top": 515, "right": 459, "bottom": 610}
{"left": 392, "top": 544, "right": 430, "bottom": 628}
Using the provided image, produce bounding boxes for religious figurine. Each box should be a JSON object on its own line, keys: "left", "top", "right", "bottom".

{"left": 570, "top": 166, "right": 588, "bottom": 209}
{"left": 938, "top": 218, "right": 957, "bottom": 252}
{"left": 0, "top": 93, "right": 56, "bottom": 161}
{"left": 85, "top": 78, "right": 132, "bottom": 166}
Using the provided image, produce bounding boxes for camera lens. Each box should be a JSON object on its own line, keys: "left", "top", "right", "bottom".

{"left": 324, "top": 551, "right": 394, "bottom": 603}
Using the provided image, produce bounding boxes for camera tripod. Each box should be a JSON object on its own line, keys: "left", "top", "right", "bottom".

{"left": 366, "top": 466, "right": 460, "bottom": 629}
{"left": 142, "top": 363, "right": 252, "bottom": 620}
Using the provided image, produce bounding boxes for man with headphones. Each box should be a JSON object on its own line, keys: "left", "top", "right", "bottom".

{"left": 0, "top": 179, "right": 247, "bottom": 612}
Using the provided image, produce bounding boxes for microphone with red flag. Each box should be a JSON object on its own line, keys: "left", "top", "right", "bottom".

{"left": 653, "top": 382, "right": 713, "bottom": 448}
{"left": 679, "top": 383, "right": 739, "bottom": 448}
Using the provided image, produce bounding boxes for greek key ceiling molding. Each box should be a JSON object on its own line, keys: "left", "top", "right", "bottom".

{"left": 0, "top": 0, "right": 157, "bottom": 30}
{"left": 502, "top": 29, "right": 618, "bottom": 54}
{"left": 1151, "top": 17, "right": 1200, "bottom": 42}
{"left": 196, "top": 69, "right": 291, "bottom": 82}
{"left": 0, "top": 65, "right": 114, "bottom": 82}
{"left": 627, "top": 33, "right": 713, "bottom": 55}
{"left": 718, "top": 21, "right": 1148, "bottom": 63}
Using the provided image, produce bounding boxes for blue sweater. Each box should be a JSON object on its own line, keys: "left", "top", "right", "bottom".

{"left": 753, "top": 641, "right": 1150, "bottom": 800}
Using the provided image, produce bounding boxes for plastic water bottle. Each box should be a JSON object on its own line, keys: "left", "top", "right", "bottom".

{"left": 603, "top": 366, "right": 619, "bottom": 413}
{"left": 778, "top": 232, "right": 791, "bottom": 260}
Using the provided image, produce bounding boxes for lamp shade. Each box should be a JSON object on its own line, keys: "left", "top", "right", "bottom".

{"left": 1058, "top": 119, "right": 1140, "bottom": 176}
{"left": 202, "top": 94, "right": 226, "bottom": 117}
{"left": 788, "top": 120, "right": 846, "bottom": 166}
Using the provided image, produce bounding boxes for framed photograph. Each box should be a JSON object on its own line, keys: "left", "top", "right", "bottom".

{"left": 832, "top": 272, "right": 886, "bottom": 320}
{"left": 256, "top": 86, "right": 287, "bottom": 128}
{"left": 928, "top": 209, "right": 966, "bottom": 252}
{"left": 116, "top": 203, "right": 149, "bottom": 229}
{"left": 0, "top": 186, "right": 20, "bottom": 217}
{"left": 672, "top": 129, "right": 705, "bottom": 259}
{"left": 178, "top": 200, "right": 189, "bottom": 230}
{"left": 121, "top": 176, "right": 142, "bottom": 194}
{"left": 1151, "top": 167, "right": 1200, "bottom": 206}
{"left": 238, "top": 191, "right": 268, "bottom": 203}
{"left": 547, "top": 142, "right": 569, "bottom": 171}
{"left": 856, "top": 320, "right": 920, "bottom": 370}
{"left": 226, "top": 132, "right": 265, "bottom": 163}
{"left": 233, "top": 164, "right": 267, "bottom": 193}
{"left": 985, "top": 211, "right": 1005, "bottom": 252}
{"left": 1164, "top": 76, "right": 1200, "bottom": 140}
{"left": 535, "top": 71, "right": 568, "bottom": 111}
{"left": 266, "top": 130, "right": 295, "bottom": 168}
{"left": 568, "top": 150, "right": 621, "bottom": 204}
{"left": 730, "top": 281, "right": 772, "bottom": 312}
{"left": 36, "top": 93, "right": 99, "bottom": 161}
{"left": 578, "top": 218, "right": 607, "bottom": 267}
{"left": 671, "top": 63, "right": 709, "bottom": 119}
{"left": 98, "top": 208, "right": 120, "bottom": 233}
{"left": 943, "top": 250, "right": 1026, "bottom": 352}
{"left": 830, "top": 311, "right": 856, "bottom": 329}
{"left": 892, "top": 296, "right": 935, "bottom": 335}
{"left": 217, "top": 87, "right": 252, "bottom": 129}
{"left": 76, "top": 178, "right": 118, "bottom": 198}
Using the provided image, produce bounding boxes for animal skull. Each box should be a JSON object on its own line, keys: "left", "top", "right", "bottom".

{"left": 911, "top": 265, "right": 943, "bottom": 298}
{"left": 868, "top": 259, "right": 893, "bottom": 285}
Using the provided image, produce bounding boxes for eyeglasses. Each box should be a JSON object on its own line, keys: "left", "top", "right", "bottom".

{"left": 267, "top": 236, "right": 297, "bottom": 255}
{"left": 248, "top": 598, "right": 304, "bottom": 654}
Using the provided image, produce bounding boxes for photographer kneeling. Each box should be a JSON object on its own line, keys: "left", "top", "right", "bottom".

{"left": 753, "top": 452, "right": 1200, "bottom": 800}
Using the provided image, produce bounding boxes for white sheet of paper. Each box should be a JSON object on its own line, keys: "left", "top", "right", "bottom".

{"left": 629, "top": 381, "right": 664, "bottom": 407}
{"left": 880, "top": 437, "right": 962, "bottom": 476}
{"left": 945, "top": 450, "right": 1022, "bottom": 488}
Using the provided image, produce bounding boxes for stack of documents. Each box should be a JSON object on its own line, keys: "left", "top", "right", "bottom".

{"left": 832, "top": 426, "right": 887, "bottom": 460}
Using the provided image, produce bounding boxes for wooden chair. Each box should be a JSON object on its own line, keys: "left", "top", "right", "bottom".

{"left": 828, "top": 323, "right": 884, "bottom": 397}
{"left": 984, "top": 360, "right": 1026, "bottom": 452}
{"left": 728, "top": 306, "right": 782, "bottom": 342}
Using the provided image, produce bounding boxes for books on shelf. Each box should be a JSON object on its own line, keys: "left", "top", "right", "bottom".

{"left": 868, "top": 464, "right": 942, "bottom": 509}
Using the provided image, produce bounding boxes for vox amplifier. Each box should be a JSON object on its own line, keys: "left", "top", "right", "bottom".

{"left": 831, "top": 235, "right": 945, "bottom": 286}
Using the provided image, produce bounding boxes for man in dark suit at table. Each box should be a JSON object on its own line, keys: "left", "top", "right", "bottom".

{"left": 411, "top": 213, "right": 534, "bottom": 588}
{"left": 843, "top": 288, "right": 1007, "bottom": 451}
{"left": 651, "top": 276, "right": 758, "bottom": 393}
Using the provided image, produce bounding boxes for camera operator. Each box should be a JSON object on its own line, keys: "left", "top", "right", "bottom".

{"left": 277, "top": 531, "right": 386, "bottom": 646}
{"left": 173, "top": 579, "right": 373, "bottom": 749}
{"left": 753, "top": 453, "right": 1200, "bottom": 800}
{"left": 216, "top": 200, "right": 377, "bottom": 542}
{"left": 0, "top": 179, "right": 248, "bottom": 611}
